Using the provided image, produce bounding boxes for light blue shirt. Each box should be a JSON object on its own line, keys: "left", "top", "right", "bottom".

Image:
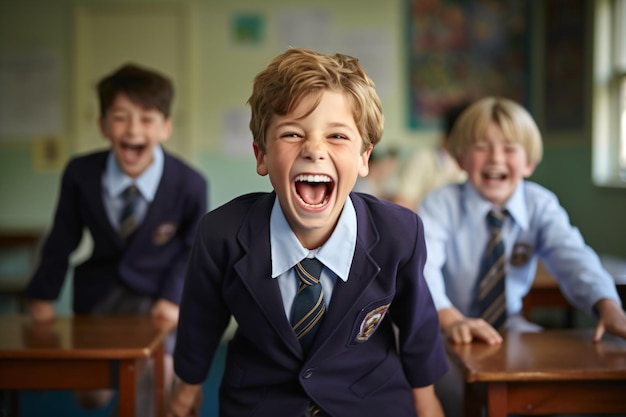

{"left": 270, "top": 195, "right": 357, "bottom": 320}
{"left": 419, "top": 180, "right": 620, "bottom": 317}
{"left": 102, "top": 145, "right": 164, "bottom": 232}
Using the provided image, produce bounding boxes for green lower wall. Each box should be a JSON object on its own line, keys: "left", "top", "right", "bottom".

{"left": 531, "top": 143, "right": 626, "bottom": 259}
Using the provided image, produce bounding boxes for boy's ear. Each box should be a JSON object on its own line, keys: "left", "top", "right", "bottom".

{"left": 358, "top": 145, "right": 373, "bottom": 177}
{"left": 523, "top": 161, "right": 537, "bottom": 178}
{"left": 159, "top": 117, "right": 173, "bottom": 143}
{"left": 253, "top": 141, "right": 268, "bottom": 176}
{"left": 98, "top": 117, "right": 111, "bottom": 141}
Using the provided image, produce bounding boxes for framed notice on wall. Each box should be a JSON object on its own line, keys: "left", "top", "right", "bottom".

{"left": 406, "top": 0, "right": 531, "bottom": 130}
{"left": 0, "top": 52, "right": 62, "bottom": 139}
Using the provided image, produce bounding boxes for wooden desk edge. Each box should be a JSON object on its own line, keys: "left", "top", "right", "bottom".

{"left": 444, "top": 332, "right": 626, "bottom": 383}
{"left": 460, "top": 369, "right": 626, "bottom": 383}
{"left": 0, "top": 315, "right": 176, "bottom": 360}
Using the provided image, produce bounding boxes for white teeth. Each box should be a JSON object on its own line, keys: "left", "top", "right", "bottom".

{"left": 485, "top": 172, "right": 505, "bottom": 179}
{"left": 295, "top": 174, "right": 332, "bottom": 183}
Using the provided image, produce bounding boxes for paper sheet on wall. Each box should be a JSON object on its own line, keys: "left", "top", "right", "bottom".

{"left": 222, "top": 108, "right": 253, "bottom": 156}
{"left": 0, "top": 52, "right": 62, "bottom": 140}
{"left": 339, "top": 29, "right": 394, "bottom": 99}
{"left": 275, "top": 10, "right": 393, "bottom": 99}
{"left": 276, "top": 9, "right": 332, "bottom": 53}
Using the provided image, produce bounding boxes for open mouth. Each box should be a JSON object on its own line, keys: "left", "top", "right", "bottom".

{"left": 121, "top": 142, "right": 146, "bottom": 153}
{"left": 483, "top": 172, "right": 507, "bottom": 180}
{"left": 294, "top": 174, "right": 333, "bottom": 208}
{"left": 119, "top": 142, "right": 147, "bottom": 162}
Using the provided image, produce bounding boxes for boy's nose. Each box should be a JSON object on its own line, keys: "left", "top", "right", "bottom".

{"left": 488, "top": 145, "right": 504, "bottom": 161}
{"left": 125, "top": 116, "right": 142, "bottom": 135}
{"left": 301, "top": 137, "right": 327, "bottom": 160}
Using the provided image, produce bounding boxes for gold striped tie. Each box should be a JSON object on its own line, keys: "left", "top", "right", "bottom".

{"left": 119, "top": 185, "right": 139, "bottom": 239}
{"left": 477, "top": 210, "right": 507, "bottom": 330}
{"left": 291, "top": 258, "right": 325, "bottom": 353}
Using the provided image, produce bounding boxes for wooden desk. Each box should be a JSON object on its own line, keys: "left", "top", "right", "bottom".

{"left": 0, "top": 315, "right": 175, "bottom": 417}
{"left": 447, "top": 329, "right": 626, "bottom": 417}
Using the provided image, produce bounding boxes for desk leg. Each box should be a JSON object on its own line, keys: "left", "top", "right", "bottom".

{"left": 118, "top": 359, "right": 136, "bottom": 417}
{"left": 154, "top": 342, "right": 165, "bottom": 417}
{"left": 0, "top": 390, "right": 19, "bottom": 417}
{"left": 485, "top": 383, "right": 507, "bottom": 417}
{"left": 463, "top": 382, "right": 483, "bottom": 417}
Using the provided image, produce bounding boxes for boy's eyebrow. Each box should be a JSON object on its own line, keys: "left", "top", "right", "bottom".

{"left": 274, "top": 120, "right": 357, "bottom": 132}
{"left": 327, "top": 122, "right": 357, "bottom": 131}
{"left": 273, "top": 119, "right": 299, "bottom": 129}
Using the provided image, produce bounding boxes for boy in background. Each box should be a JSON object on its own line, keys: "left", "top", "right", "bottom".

{"left": 169, "top": 48, "right": 447, "bottom": 417}
{"left": 26, "top": 63, "right": 208, "bottom": 415}
{"left": 419, "top": 96, "right": 626, "bottom": 416}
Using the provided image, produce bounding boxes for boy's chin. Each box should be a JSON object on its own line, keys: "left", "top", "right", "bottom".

{"left": 481, "top": 189, "right": 515, "bottom": 206}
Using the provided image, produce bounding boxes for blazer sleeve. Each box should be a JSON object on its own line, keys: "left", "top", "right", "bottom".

{"left": 391, "top": 213, "right": 448, "bottom": 387}
{"left": 26, "top": 159, "right": 86, "bottom": 300}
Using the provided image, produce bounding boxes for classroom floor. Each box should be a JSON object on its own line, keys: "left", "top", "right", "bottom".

{"left": 10, "top": 343, "right": 226, "bottom": 417}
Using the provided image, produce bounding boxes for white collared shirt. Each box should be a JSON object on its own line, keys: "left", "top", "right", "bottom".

{"left": 270, "top": 195, "right": 357, "bottom": 319}
{"left": 101, "top": 145, "right": 164, "bottom": 232}
{"left": 419, "top": 180, "right": 620, "bottom": 317}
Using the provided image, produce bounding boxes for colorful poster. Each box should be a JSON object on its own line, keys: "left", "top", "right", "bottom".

{"left": 407, "top": 0, "right": 530, "bottom": 129}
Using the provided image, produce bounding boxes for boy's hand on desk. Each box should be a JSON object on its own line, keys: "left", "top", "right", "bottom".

{"left": 151, "top": 299, "right": 180, "bottom": 324}
{"left": 29, "top": 299, "right": 56, "bottom": 323}
{"left": 593, "top": 298, "right": 626, "bottom": 342}
{"left": 168, "top": 381, "right": 202, "bottom": 417}
{"left": 439, "top": 307, "right": 503, "bottom": 345}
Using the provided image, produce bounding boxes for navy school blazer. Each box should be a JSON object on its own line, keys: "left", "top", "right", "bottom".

{"left": 174, "top": 192, "right": 447, "bottom": 417}
{"left": 26, "top": 150, "right": 208, "bottom": 312}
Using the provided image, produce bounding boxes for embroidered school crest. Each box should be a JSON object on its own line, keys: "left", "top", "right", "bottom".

{"left": 356, "top": 304, "right": 390, "bottom": 342}
{"left": 152, "top": 222, "right": 177, "bottom": 246}
{"left": 510, "top": 243, "right": 532, "bottom": 266}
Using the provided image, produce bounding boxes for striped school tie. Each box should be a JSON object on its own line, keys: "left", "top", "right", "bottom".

{"left": 119, "top": 185, "right": 139, "bottom": 239}
{"left": 477, "top": 210, "right": 507, "bottom": 331}
{"left": 291, "top": 258, "right": 325, "bottom": 353}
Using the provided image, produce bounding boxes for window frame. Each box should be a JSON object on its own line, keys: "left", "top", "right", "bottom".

{"left": 592, "top": 0, "right": 626, "bottom": 186}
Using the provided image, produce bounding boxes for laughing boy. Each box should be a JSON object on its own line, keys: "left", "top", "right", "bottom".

{"left": 26, "top": 63, "right": 207, "bottom": 416}
{"left": 168, "top": 48, "right": 447, "bottom": 417}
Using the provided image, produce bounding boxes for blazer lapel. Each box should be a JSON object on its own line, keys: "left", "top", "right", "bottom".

{"left": 131, "top": 153, "right": 177, "bottom": 247}
{"left": 233, "top": 193, "right": 302, "bottom": 356}
{"left": 85, "top": 152, "right": 122, "bottom": 246}
{"left": 309, "top": 194, "right": 381, "bottom": 355}
{"left": 313, "top": 245, "right": 380, "bottom": 352}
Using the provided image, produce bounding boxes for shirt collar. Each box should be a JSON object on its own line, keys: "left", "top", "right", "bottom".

{"left": 462, "top": 179, "right": 529, "bottom": 229}
{"left": 270, "top": 196, "right": 357, "bottom": 282}
{"left": 103, "top": 145, "right": 164, "bottom": 202}
{"left": 503, "top": 180, "right": 529, "bottom": 229}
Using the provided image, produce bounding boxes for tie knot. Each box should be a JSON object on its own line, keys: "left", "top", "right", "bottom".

{"left": 296, "top": 258, "right": 323, "bottom": 286}
{"left": 122, "top": 185, "right": 139, "bottom": 201}
{"left": 487, "top": 210, "right": 505, "bottom": 230}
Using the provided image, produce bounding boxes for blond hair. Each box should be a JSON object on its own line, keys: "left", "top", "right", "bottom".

{"left": 247, "top": 48, "right": 383, "bottom": 153}
{"left": 448, "top": 97, "right": 543, "bottom": 165}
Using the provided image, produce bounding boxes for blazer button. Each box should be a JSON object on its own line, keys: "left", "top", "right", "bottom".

{"left": 303, "top": 369, "right": 314, "bottom": 379}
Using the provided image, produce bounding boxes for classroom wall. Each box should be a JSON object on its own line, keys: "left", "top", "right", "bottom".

{"left": 0, "top": 0, "right": 624, "bottom": 253}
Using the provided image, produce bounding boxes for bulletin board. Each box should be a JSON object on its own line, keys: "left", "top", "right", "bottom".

{"left": 406, "top": 0, "right": 531, "bottom": 130}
